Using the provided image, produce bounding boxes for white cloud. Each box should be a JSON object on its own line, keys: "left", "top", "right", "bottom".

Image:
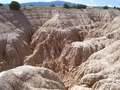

{"left": 108, "top": 5, "right": 112, "bottom": 7}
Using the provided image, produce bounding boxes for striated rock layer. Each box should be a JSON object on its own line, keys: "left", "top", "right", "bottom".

{"left": 0, "top": 15, "right": 32, "bottom": 71}
{"left": 0, "top": 7, "right": 120, "bottom": 89}
{"left": 71, "top": 40, "right": 120, "bottom": 90}
{"left": 25, "top": 9, "right": 120, "bottom": 67}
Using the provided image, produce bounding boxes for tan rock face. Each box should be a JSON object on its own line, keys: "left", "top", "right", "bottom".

{"left": 25, "top": 9, "right": 119, "bottom": 67}
{"left": 24, "top": 27, "right": 84, "bottom": 65}
{"left": 70, "top": 85, "right": 92, "bottom": 90}
{"left": 86, "top": 16, "right": 120, "bottom": 39}
{"left": 1, "top": 7, "right": 120, "bottom": 90}
{"left": 0, "top": 65, "right": 65, "bottom": 90}
{"left": 58, "top": 37, "right": 108, "bottom": 67}
{"left": 0, "top": 18, "right": 32, "bottom": 71}
{"left": 73, "top": 40, "right": 120, "bottom": 90}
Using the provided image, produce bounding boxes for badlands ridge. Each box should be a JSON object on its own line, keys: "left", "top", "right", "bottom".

{"left": 0, "top": 7, "right": 120, "bottom": 90}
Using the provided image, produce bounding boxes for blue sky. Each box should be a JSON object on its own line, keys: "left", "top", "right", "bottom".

{"left": 0, "top": 0, "right": 120, "bottom": 7}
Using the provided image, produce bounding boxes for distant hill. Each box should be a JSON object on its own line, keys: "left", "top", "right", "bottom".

{"left": 21, "top": 1, "right": 76, "bottom": 6}
{"left": 3, "top": 1, "right": 77, "bottom": 6}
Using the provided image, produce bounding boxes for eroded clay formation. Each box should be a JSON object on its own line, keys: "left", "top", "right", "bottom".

{"left": 0, "top": 7, "right": 120, "bottom": 90}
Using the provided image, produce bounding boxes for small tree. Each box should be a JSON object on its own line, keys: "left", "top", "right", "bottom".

{"left": 71, "top": 5, "right": 76, "bottom": 8}
{"left": 117, "top": 7, "right": 120, "bottom": 10}
{"left": 50, "top": 4, "right": 55, "bottom": 7}
{"left": 0, "top": 3, "right": 3, "bottom": 6}
{"left": 63, "top": 3, "right": 70, "bottom": 9}
{"left": 30, "top": 4, "right": 33, "bottom": 6}
{"left": 9, "top": 1, "right": 21, "bottom": 10}
{"left": 103, "top": 6, "right": 109, "bottom": 9}
{"left": 114, "top": 6, "right": 116, "bottom": 9}
{"left": 76, "top": 4, "right": 86, "bottom": 9}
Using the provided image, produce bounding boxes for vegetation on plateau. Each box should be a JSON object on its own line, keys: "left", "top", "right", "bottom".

{"left": 50, "top": 4, "right": 55, "bottom": 7}
{"left": 63, "top": 3, "right": 87, "bottom": 9}
{"left": 9, "top": 1, "right": 21, "bottom": 10}
{"left": 0, "top": 3, "right": 3, "bottom": 6}
{"left": 103, "top": 6, "right": 109, "bottom": 9}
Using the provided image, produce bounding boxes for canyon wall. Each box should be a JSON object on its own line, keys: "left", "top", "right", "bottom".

{"left": 0, "top": 7, "right": 120, "bottom": 89}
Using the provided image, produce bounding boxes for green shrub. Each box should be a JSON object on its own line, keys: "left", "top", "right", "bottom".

{"left": 114, "top": 6, "right": 116, "bottom": 9}
{"left": 0, "top": 3, "right": 3, "bottom": 6}
{"left": 71, "top": 5, "right": 76, "bottom": 8}
{"left": 63, "top": 3, "right": 87, "bottom": 9}
{"left": 9, "top": 1, "right": 21, "bottom": 10}
{"left": 103, "top": 6, "right": 109, "bottom": 9}
{"left": 30, "top": 4, "right": 33, "bottom": 6}
{"left": 117, "top": 7, "right": 120, "bottom": 10}
{"left": 63, "top": 3, "right": 70, "bottom": 9}
{"left": 71, "top": 4, "right": 87, "bottom": 9}
{"left": 76, "top": 4, "right": 86, "bottom": 9}
{"left": 50, "top": 4, "right": 55, "bottom": 7}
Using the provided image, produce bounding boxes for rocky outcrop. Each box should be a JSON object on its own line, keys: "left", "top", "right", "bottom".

{"left": 87, "top": 16, "right": 120, "bottom": 39}
{"left": 72, "top": 40, "right": 120, "bottom": 90}
{"left": 0, "top": 7, "right": 120, "bottom": 89}
{"left": 0, "top": 65, "right": 65, "bottom": 90}
{"left": 25, "top": 9, "right": 120, "bottom": 67}
{"left": 0, "top": 17, "right": 32, "bottom": 71}
{"left": 0, "top": 8, "right": 119, "bottom": 71}
{"left": 70, "top": 85, "right": 92, "bottom": 90}
{"left": 24, "top": 27, "right": 85, "bottom": 66}
{"left": 57, "top": 37, "right": 109, "bottom": 67}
